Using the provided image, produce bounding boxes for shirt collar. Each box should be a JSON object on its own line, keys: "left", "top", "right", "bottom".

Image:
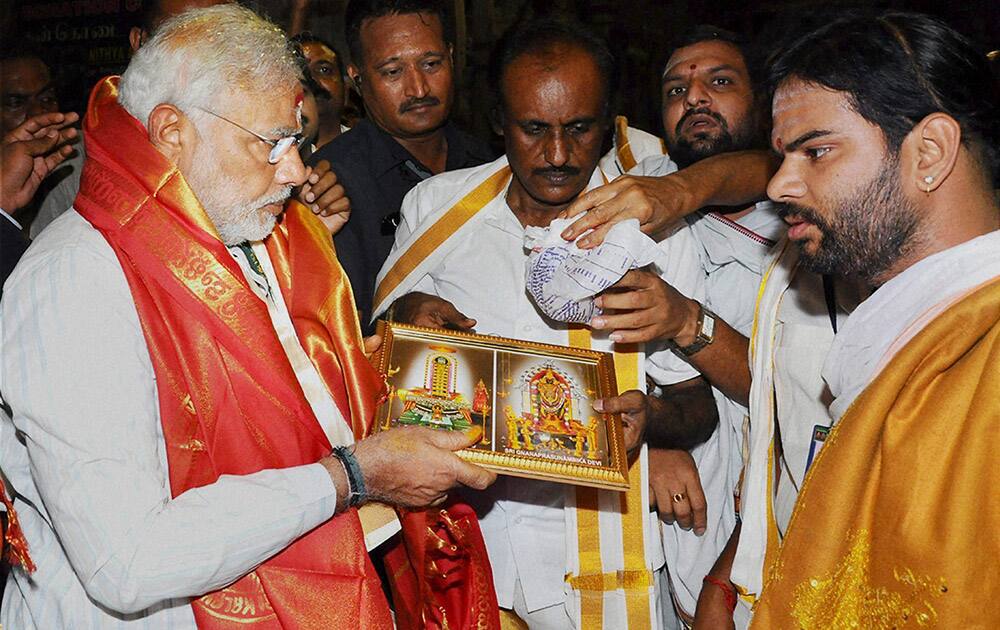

{"left": 0, "top": 208, "right": 23, "bottom": 231}
{"left": 366, "top": 119, "right": 488, "bottom": 178}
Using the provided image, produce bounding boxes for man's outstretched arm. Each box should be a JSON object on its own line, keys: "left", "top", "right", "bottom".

{"left": 559, "top": 150, "right": 779, "bottom": 248}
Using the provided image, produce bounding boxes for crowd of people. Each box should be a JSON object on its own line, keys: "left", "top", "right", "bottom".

{"left": 0, "top": 0, "right": 997, "bottom": 629}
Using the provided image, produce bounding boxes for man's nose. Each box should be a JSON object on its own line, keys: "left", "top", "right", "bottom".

{"left": 275, "top": 146, "right": 308, "bottom": 188}
{"left": 684, "top": 81, "right": 711, "bottom": 109}
{"left": 544, "top": 130, "right": 569, "bottom": 167}
{"left": 767, "top": 158, "right": 807, "bottom": 203}
{"left": 402, "top": 66, "right": 430, "bottom": 100}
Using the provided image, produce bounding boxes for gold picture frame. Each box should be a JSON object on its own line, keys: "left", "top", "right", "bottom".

{"left": 371, "top": 321, "right": 629, "bottom": 491}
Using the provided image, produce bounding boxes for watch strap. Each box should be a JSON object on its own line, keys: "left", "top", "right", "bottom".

{"left": 671, "top": 303, "right": 717, "bottom": 357}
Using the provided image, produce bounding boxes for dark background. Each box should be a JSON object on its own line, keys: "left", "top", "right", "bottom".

{"left": 3, "top": 0, "right": 998, "bottom": 143}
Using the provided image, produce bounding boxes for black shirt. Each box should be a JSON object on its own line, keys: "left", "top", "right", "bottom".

{"left": 310, "top": 119, "right": 494, "bottom": 332}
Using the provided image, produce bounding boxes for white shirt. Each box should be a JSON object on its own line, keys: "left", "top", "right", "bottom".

{"left": 730, "top": 241, "right": 864, "bottom": 627}
{"left": 599, "top": 125, "right": 667, "bottom": 179}
{"left": 668, "top": 203, "right": 785, "bottom": 616}
{"left": 632, "top": 154, "right": 788, "bottom": 618}
{"left": 389, "top": 158, "right": 704, "bottom": 613}
{"left": 767, "top": 249, "right": 861, "bottom": 534}
{"left": 0, "top": 210, "right": 346, "bottom": 629}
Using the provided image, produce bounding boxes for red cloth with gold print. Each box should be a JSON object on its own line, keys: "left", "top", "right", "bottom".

{"left": 73, "top": 76, "right": 392, "bottom": 629}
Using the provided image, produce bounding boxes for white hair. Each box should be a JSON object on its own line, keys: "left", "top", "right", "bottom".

{"left": 119, "top": 3, "right": 301, "bottom": 126}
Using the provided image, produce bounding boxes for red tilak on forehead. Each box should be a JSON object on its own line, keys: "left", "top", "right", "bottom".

{"left": 690, "top": 64, "right": 697, "bottom": 70}
{"left": 295, "top": 91, "right": 304, "bottom": 107}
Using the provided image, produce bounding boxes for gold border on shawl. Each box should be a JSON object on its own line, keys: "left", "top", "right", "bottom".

{"left": 614, "top": 116, "right": 638, "bottom": 174}
{"left": 749, "top": 240, "right": 788, "bottom": 361}
{"left": 372, "top": 166, "right": 512, "bottom": 312}
{"left": 567, "top": 325, "right": 605, "bottom": 627}
{"left": 614, "top": 344, "right": 653, "bottom": 630}
{"left": 568, "top": 325, "right": 606, "bottom": 629}
{"left": 569, "top": 327, "right": 655, "bottom": 629}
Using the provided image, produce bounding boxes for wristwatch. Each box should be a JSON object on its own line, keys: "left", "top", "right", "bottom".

{"left": 671, "top": 303, "right": 717, "bottom": 357}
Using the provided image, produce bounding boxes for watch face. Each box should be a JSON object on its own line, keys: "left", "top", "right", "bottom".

{"left": 702, "top": 313, "right": 716, "bottom": 338}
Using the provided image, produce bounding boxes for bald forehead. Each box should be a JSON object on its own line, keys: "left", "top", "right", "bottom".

{"left": 504, "top": 43, "right": 605, "bottom": 91}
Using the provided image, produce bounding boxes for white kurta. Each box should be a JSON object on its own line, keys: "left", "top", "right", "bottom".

{"left": 599, "top": 123, "right": 667, "bottom": 179}
{"left": 0, "top": 210, "right": 350, "bottom": 629}
{"left": 672, "top": 205, "right": 785, "bottom": 619}
{"left": 633, "top": 155, "right": 787, "bottom": 620}
{"left": 730, "top": 240, "right": 865, "bottom": 627}
{"left": 382, "top": 156, "right": 705, "bottom": 621}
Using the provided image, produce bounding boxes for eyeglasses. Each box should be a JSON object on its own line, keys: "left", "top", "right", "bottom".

{"left": 195, "top": 107, "right": 305, "bottom": 164}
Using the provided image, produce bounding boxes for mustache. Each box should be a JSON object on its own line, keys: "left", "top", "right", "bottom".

{"left": 675, "top": 107, "right": 727, "bottom": 135}
{"left": 533, "top": 166, "right": 582, "bottom": 178}
{"left": 399, "top": 96, "right": 440, "bottom": 113}
{"left": 775, "top": 202, "right": 831, "bottom": 230}
{"left": 256, "top": 186, "right": 293, "bottom": 209}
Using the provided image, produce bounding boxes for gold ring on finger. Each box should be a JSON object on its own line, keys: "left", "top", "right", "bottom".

{"left": 672, "top": 492, "right": 686, "bottom": 503}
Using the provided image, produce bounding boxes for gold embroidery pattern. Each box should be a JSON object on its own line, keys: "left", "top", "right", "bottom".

{"left": 195, "top": 572, "right": 277, "bottom": 623}
{"left": 791, "top": 530, "right": 946, "bottom": 628}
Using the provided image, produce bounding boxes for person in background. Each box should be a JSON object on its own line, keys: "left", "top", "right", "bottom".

{"left": 1, "top": 43, "right": 80, "bottom": 236}
{"left": 376, "top": 17, "right": 785, "bottom": 628}
{"left": 292, "top": 33, "right": 349, "bottom": 149}
{"left": 310, "top": 0, "right": 494, "bottom": 332}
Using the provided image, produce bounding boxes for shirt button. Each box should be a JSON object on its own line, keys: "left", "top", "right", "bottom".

{"left": 522, "top": 324, "right": 532, "bottom": 332}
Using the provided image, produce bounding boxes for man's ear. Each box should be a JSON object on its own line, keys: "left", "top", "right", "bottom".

{"left": 146, "top": 104, "right": 193, "bottom": 165}
{"left": 347, "top": 63, "right": 362, "bottom": 90}
{"left": 490, "top": 105, "right": 503, "bottom": 137}
{"left": 128, "top": 27, "right": 146, "bottom": 54}
{"left": 902, "top": 112, "right": 961, "bottom": 194}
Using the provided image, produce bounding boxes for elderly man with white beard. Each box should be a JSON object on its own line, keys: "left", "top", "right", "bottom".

{"left": 0, "top": 5, "right": 496, "bottom": 629}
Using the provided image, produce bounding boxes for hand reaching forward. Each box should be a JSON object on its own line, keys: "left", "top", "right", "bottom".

{"left": 557, "top": 173, "right": 698, "bottom": 248}
{"left": 298, "top": 160, "right": 351, "bottom": 235}
{"left": 352, "top": 426, "right": 497, "bottom": 508}
{"left": 1, "top": 115, "right": 79, "bottom": 212}
{"left": 392, "top": 292, "right": 476, "bottom": 331}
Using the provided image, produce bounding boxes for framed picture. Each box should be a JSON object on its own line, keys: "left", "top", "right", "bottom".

{"left": 370, "top": 321, "right": 629, "bottom": 491}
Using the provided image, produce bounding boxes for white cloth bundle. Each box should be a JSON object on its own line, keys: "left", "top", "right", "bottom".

{"left": 524, "top": 217, "right": 660, "bottom": 323}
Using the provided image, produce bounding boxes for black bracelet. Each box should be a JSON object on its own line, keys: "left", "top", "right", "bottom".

{"left": 331, "top": 446, "right": 368, "bottom": 508}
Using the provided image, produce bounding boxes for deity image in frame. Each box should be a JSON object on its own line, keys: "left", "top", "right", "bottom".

{"left": 495, "top": 353, "right": 610, "bottom": 467}
{"left": 372, "top": 322, "right": 630, "bottom": 491}
{"left": 377, "top": 338, "right": 495, "bottom": 452}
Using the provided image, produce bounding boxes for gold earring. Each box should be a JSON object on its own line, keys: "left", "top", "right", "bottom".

{"left": 923, "top": 175, "right": 934, "bottom": 193}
